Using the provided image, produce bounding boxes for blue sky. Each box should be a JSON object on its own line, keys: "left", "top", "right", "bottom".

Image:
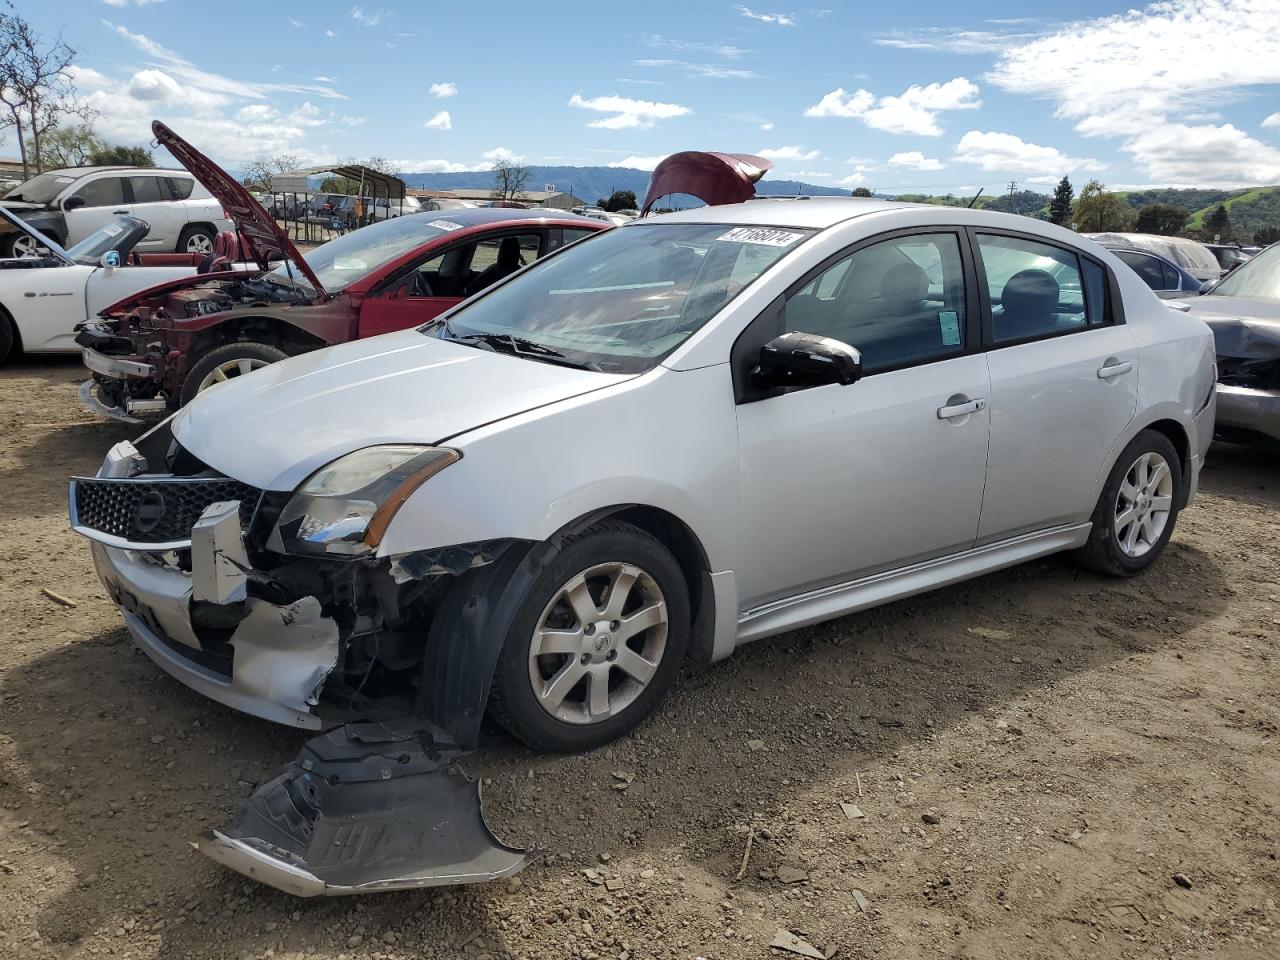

{"left": 19, "top": 0, "right": 1280, "bottom": 193}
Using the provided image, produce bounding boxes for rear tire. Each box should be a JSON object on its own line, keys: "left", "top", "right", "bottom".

{"left": 180, "top": 341, "right": 288, "bottom": 406}
{"left": 177, "top": 225, "right": 216, "bottom": 256}
{"left": 1, "top": 232, "right": 54, "bottom": 258}
{"left": 1073, "top": 429, "right": 1183, "bottom": 577}
{"left": 488, "top": 521, "right": 690, "bottom": 753}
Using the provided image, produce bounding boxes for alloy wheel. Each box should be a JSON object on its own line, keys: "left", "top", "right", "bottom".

{"left": 527, "top": 561, "right": 669, "bottom": 725}
{"left": 196, "top": 357, "right": 270, "bottom": 393}
{"left": 185, "top": 232, "right": 214, "bottom": 255}
{"left": 12, "top": 234, "right": 49, "bottom": 258}
{"left": 1113, "top": 451, "right": 1174, "bottom": 558}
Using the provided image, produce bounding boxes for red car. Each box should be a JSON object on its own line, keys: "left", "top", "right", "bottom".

{"left": 77, "top": 122, "right": 608, "bottom": 419}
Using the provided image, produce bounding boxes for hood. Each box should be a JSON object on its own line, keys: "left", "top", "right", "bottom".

{"left": 0, "top": 205, "right": 72, "bottom": 263}
{"left": 640, "top": 151, "right": 774, "bottom": 215}
{"left": 0, "top": 199, "right": 41, "bottom": 211}
{"left": 151, "top": 120, "right": 324, "bottom": 294}
{"left": 172, "top": 329, "right": 632, "bottom": 490}
{"left": 1184, "top": 295, "right": 1280, "bottom": 359}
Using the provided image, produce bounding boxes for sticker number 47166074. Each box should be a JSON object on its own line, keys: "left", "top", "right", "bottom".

{"left": 717, "top": 226, "right": 806, "bottom": 247}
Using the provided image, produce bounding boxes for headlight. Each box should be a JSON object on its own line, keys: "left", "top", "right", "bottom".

{"left": 271, "top": 445, "right": 459, "bottom": 557}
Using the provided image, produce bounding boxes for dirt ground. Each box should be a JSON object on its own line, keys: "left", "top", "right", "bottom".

{"left": 1, "top": 356, "right": 1277, "bottom": 960}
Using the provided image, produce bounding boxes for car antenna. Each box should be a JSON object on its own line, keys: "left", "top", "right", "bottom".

{"left": 968, "top": 187, "right": 985, "bottom": 208}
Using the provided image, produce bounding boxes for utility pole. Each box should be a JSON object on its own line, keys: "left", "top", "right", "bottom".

{"left": 1007, "top": 179, "right": 1018, "bottom": 200}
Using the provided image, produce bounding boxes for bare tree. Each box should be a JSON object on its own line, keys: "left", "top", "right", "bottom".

{"left": 0, "top": 10, "right": 91, "bottom": 177}
{"left": 242, "top": 154, "right": 304, "bottom": 193}
{"left": 364, "top": 156, "right": 401, "bottom": 178}
{"left": 491, "top": 158, "right": 529, "bottom": 201}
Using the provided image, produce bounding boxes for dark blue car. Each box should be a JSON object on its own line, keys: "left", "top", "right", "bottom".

{"left": 1099, "top": 243, "right": 1210, "bottom": 299}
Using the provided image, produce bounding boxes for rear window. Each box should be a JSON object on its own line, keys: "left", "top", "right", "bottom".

{"left": 167, "top": 176, "right": 194, "bottom": 200}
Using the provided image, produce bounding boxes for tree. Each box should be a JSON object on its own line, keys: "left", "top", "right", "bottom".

{"left": 38, "top": 123, "right": 104, "bottom": 167}
{"left": 1204, "top": 204, "right": 1232, "bottom": 242}
{"left": 1254, "top": 226, "right": 1280, "bottom": 246}
{"left": 599, "top": 189, "right": 637, "bottom": 212}
{"left": 89, "top": 144, "right": 154, "bottom": 167}
{"left": 491, "top": 158, "right": 529, "bottom": 201}
{"left": 850, "top": 186, "right": 873, "bottom": 198}
{"left": 1135, "top": 203, "right": 1189, "bottom": 236}
{"left": 0, "top": 11, "right": 92, "bottom": 177}
{"left": 1072, "top": 180, "right": 1135, "bottom": 233}
{"left": 1048, "top": 176, "right": 1074, "bottom": 226}
{"left": 242, "top": 154, "right": 303, "bottom": 193}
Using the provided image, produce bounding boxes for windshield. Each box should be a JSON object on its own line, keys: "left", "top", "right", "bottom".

{"left": 268, "top": 215, "right": 455, "bottom": 293}
{"left": 430, "top": 222, "right": 812, "bottom": 373}
{"left": 65, "top": 217, "right": 143, "bottom": 266}
{"left": 1209, "top": 243, "right": 1280, "bottom": 303}
{"left": 3, "top": 171, "right": 76, "bottom": 206}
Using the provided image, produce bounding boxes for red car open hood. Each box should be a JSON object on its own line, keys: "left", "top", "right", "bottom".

{"left": 152, "top": 120, "right": 326, "bottom": 296}
{"left": 640, "top": 152, "right": 774, "bottom": 215}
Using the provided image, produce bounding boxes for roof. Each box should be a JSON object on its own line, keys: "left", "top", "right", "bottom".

{"left": 38, "top": 165, "right": 188, "bottom": 177}
{"left": 441, "top": 188, "right": 582, "bottom": 202}
{"left": 639, "top": 195, "right": 924, "bottom": 229}
{"left": 277, "top": 163, "right": 407, "bottom": 198}
{"left": 410, "top": 207, "right": 604, "bottom": 226}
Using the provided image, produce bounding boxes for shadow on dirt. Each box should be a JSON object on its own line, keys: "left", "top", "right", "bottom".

{"left": 0, "top": 504, "right": 1233, "bottom": 957}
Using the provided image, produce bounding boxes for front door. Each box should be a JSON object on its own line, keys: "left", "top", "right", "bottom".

{"left": 357, "top": 230, "right": 546, "bottom": 339}
{"left": 972, "top": 231, "right": 1138, "bottom": 542}
{"left": 735, "top": 230, "right": 991, "bottom": 609}
{"left": 62, "top": 175, "right": 130, "bottom": 246}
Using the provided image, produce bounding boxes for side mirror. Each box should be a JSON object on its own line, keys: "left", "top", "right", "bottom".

{"left": 62, "top": 195, "right": 86, "bottom": 212}
{"left": 100, "top": 250, "right": 121, "bottom": 270}
{"left": 752, "top": 331, "right": 862, "bottom": 390}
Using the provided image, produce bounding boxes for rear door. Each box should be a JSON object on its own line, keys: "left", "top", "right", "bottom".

{"left": 357, "top": 229, "right": 546, "bottom": 339}
{"left": 974, "top": 230, "right": 1138, "bottom": 543}
{"left": 126, "top": 174, "right": 186, "bottom": 251}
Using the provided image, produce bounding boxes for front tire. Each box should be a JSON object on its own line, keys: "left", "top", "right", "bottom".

{"left": 488, "top": 521, "right": 690, "bottom": 752}
{"left": 180, "top": 341, "right": 288, "bottom": 406}
{"left": 1074, "top": 429, "right": 1183, "bottom": 576}
{"left": 178, "top": 225, "right": 216, "bottom": 256}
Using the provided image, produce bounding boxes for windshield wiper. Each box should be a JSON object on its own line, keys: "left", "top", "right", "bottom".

{"left": 454, "top": 332, "right": 602, "bottom": 371}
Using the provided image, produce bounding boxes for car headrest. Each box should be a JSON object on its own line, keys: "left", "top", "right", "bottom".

{"left": 497, "top": 236, "right": 521, "bottom": 269}
{"left": 879, "top": 261, "right": 929, "bottom": 303}
{"left": 1002, "top": 268, "right": 1060, "bottom": 316}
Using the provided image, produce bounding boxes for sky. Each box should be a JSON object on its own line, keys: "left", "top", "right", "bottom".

{"left": 16, "top": 0, "right": 1280, "bottom": 194}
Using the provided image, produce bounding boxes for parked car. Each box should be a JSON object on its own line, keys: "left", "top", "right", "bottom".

{"left": 331, "top": 194, "right": 421, "bottom": 228}
{"left": 0, "top": 206, "right": 237, "bottom": 365}
{"left": 1098, "top": 242, "right": 1210, "bottom": 299}
{"left": 306, "top": 193, "right": 345, "bottom": 218}
{"left": 77, "top": 123, "right": 608, "bottom": 418}
{"left": 1084, "top": 233, "right": 1222, "bottom": 285}
{"left": 421, "top": 198, "right": 480, "bottom": 211}
{"left": 0, "top": 166, "right": 230, "bottom": 256}
{"left": 1183, "top": 241, "right": 1280, "bottom": 444}
{"left": 72, "top": 194, "right": 1216, "bottom": 894}
{"left": 1204, "top": 243, "right": 1250, "bottom": 273}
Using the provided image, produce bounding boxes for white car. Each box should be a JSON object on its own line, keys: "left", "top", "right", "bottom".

{"left": 72, "top": 198, "right": 1216, "bottom": 894}
{"left": 0, "top": 207, "right": 214, "bottom": 363}
{"left": 0, "top": 166, "right": 231, "bottom": 256}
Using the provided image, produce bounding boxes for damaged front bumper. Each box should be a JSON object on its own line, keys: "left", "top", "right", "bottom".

{"left": 1215, "top": 382, "right": 1280, "bottom": 443}
{"left": 72, "top": 439, "right": 532, "bottom": 895}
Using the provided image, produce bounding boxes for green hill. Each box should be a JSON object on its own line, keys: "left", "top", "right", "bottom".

{"left": 1184, "top": 186, "right": 1280, "bottom": 236}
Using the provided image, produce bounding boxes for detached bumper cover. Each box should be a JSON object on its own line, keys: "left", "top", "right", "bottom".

{"left": 194, "top": 723, "right": 526, "bottom": 896}
{"left": 1215, "top": 383, "right": 1280, "bottom": 442}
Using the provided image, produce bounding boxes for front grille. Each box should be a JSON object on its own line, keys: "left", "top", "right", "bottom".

{"left": 72, "top": 476, "right": 261, "bottom": 546}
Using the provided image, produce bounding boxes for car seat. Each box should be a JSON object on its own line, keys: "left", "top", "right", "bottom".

{"left": 465, "top": 237, "right": 524, "bottom": 295}
{"left": 997, "top": 268, "right": 1060, "bottom": 340}
{"left": 199, "top": 231, "right": 238, "bottom": 274}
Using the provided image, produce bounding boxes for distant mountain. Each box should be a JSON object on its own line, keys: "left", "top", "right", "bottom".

{"left": 401, "top": 164, "right": 849, "bottom": 205}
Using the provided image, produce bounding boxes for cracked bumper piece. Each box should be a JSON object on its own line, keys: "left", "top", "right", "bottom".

{"left": 90, "top": 541, "right": 336, "bottom": 729}
{"left": 195, "top": 723, "right": 526, "bottom": 896}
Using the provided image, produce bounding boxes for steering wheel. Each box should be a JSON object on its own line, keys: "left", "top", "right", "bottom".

{"left": 411, "top": 272, "right": 435, "bottom": 297}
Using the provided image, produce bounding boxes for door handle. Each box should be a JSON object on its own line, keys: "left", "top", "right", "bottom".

{"left": 937, "top": 397, "right": 986, "bottom": 420}
{"left": 1097, "top": 360, "right": 1132, "bottom": 379}
{"left": 112, "top": 209, "right": 129, "bottom": 215}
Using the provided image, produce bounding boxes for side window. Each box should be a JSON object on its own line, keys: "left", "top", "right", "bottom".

{"left": 469, "top": 232, "right": 541, "bottom": 274}
{"left": 1116, "top": 250, "right": 1165, "bottom": 290}
{"left": 784, "top": 233, "right": 967, "bottom": 373}
{"left": 128, "top": 176, "right": 167, "bottom": 204}
{"left": 547, "top": 227, "right": 597, "bottom": 252}
{"left": 71, "top": 177, "right": 126, "bottom": 209}
{"left": 1161, "top": 261, "right": 1180, "bottom": 289}
{"left": 166, "top": 176, "right": 195, "bottom": 200}
{"left": 1082, "top": 259, "right": 1110, "bottom": 324}
{"left": 976, "top": 234, "right": 1086, "bottom": 343}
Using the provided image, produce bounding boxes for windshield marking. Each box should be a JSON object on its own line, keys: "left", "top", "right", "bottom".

{"left": 716, "top": 226, "right": 806, "bottom": 246}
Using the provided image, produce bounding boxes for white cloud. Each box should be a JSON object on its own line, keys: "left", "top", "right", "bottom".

{"left": 313, "top": 75, "right": 336, "bottom": 82}
{"left": 350, "top": 6, "right": 389, "bottom": 26}
{"left": 759, "top": 121, "right": 774, "bottom": 131}
{"left": 873, "top": 26, "right": 1042, "bottom": 53}
{"left": 735, "top": 5, "right": 795, "bottom": 26}
{"left": 397, "top": 158, "right": 488, "bottom": 173}
{"left": 325, "top": 29, "right": 337, "bottom": 38}
{"left": 482, "top": 147, "right": 524, "bottom": 163}
{"left": 757, "top": 145, "right": 820, "bottom": 161}
{"left": 1024, "top": 175, "right": 1062, "bottom": 185}
{"left": 634, "top": 58, "right": 759, "bottom": 79}
{"left": 424, "top": 110, "right": 452, "bottom": 130}
{"left": 804, "top": 77, "right": 980, "bottom": 136}
{"left": 608, "top": 155, "right": 667, "bottom": 171}
{"left": 235, "top": 104, "right": 278, "bottom": 123}
{"left": 430, "top": 81, "right": 458, "bottom": 98}
{"left": 987, "top": 0, "right": 1280, "bottom": 185}
{"left": 286, "top": 101, "right": 327, "bottom": 127}
{"left": 953, "top": 130, "right": 1105, "bottom": 176}
{"left": 836, "top": 164, "right": 870, "bottom": 188}
{"left": 568, "top": 92, "right": 691, "bottom": 130}
{"left": 289, "top": 17, "right": 303, "bottom": 27}
{"left": 103, "top": 0, "right": 166, "bottom": 6}
{"left": 888, "top": 150, "right": 945, "bottom": 171}
{"left": 1263, "top": 111, "right": 1280, "bottom": 129}
{"left": 642, "top": 34, "right": 749, "bottom": 58}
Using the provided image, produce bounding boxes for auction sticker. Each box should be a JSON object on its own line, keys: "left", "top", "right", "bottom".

{"left": 717, "top": 226, "right": 805, "bottom": 246}
{"left": 429, "top": 219, "right": 464, "bottom": 231}
{"left": 104, "top": 224, "right": 122, "bottom": 236}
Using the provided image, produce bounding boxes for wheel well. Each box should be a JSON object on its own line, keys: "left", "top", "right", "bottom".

{"left": 181, "top": 222, "right": 217, "bottom": 237}
{"left": 191, "top": 315, "right": 327, "bottom": 358}
{"left": 564, "top": 504, "right": 715, "bottom": 672}
{"left": 1142, "top": 418, "right": 1192, "bottom": 505}
{"left": 0, "top": 301, "right": 20, "bottom": 360}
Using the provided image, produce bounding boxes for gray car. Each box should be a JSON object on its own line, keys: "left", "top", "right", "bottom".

{"left": 1184, "top": 242, "right": 1280, "bottom": 444}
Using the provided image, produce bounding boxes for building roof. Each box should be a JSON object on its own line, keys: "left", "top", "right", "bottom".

{"left": 441, "top": 188, "right": 583, "bottom": 203}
